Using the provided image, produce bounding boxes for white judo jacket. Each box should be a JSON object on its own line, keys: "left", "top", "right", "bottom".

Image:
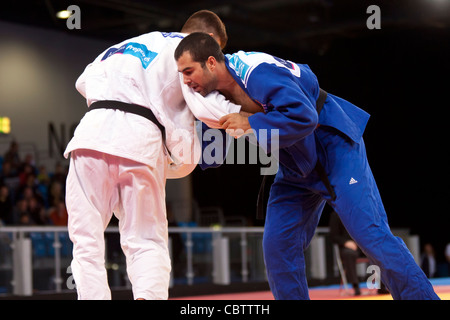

{"left": 64, "top": 32, "right": 240, "bottom": 178}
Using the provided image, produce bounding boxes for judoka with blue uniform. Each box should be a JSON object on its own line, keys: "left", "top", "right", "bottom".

{"left": 175, "top": 33, "right": 439, "bottom": 300}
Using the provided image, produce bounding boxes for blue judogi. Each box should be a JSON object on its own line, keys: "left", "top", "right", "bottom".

{"left": 224, "top": 51, "right": 439, "bottom": 300}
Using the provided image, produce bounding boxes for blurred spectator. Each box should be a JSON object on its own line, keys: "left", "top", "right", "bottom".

{"left": 18, "top": 164, "right": 36, "bottom": 189}
{"left": 49, "top": 180, "right": 64, "bottom": 207}
{"left": 37, "top": 165, "right": 50, "bottom": 186}
{"left": 28, "top": 195, "right": 47, "bottom": 225}
{"left": 50, "top": 162, "right": 67, "bottom": 198}
{"left": 421, "top": 243, "right": 437, "bottom": 278}
{"left": 18, "top": 186, "right": 36, "bottom": 204}
{"left": 14, "top": 199, "right": 33, "bottom": 225}
{"left": 19, "top": 153, "right": 37, "bottom": 176}
{"left": 36, "top": 170, "right": 50, "bottom": 209}
{"left": 0, "top": 185, "right": 13, "bottom": 225}
{"left": 16, "top": 186, "right": 46, "bottom": 225}
{"left": 3, "top": 141, "right": 20, "bottom": 174}
{"left": 51, "top": 162, "right": 67, "bottom": 186}
{"left": 0, "top": 161, "right": 20, "bottom": 200}
{"left": 48, "top": 200, "right": 68, "bottom": 226}
{"left": 0, "top": 161, "right": 14, "bottom": 183}
{"left": 1, "top": 141, "right": 69, "bottom": 226}
{"left": 18, "top": 179, "right": 44, "bottom": 206}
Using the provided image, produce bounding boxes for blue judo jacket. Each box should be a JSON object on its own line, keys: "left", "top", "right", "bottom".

{"left": 225, "top": 51, "right": 371, "bottom": 177}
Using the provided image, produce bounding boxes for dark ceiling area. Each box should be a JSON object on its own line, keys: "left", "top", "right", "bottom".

{"left": 1, "top": 0, "right": 449, "bottom": 54}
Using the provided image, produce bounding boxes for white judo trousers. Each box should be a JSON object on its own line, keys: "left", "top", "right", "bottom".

{"left": 66, "top": 148, "right": 169, "bottom": 300}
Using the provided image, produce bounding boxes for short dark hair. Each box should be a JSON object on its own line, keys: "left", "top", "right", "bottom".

{"left": 174, "top": 32, "right": 225, "bottom": 66}
{"left": 181, "top": 10, "right": 228, "bottom": 49}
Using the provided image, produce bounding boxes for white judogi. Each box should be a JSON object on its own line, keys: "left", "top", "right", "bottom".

{"left": 64, "top": 32, "right": 239, "bottom": 300}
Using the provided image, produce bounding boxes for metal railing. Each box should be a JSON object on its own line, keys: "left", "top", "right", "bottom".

{"left": 0, "top": 225, "right": 270, "bottom": 296}
{"left": 168, "top": 226, "right": 265, "bottom": 285}
{"left": 0, "top": 223, "right": 420, "bottom": 297}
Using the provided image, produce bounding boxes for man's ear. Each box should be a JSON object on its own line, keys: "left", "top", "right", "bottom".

{"left": 206, "top": 56, "right": 216, "bottom": 71}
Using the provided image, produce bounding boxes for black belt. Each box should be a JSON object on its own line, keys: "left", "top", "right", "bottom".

{"left": 316, "top": 88, "right": 327, "bottom": 115}
{"left": 256, "top": 88, "right": 336, "bottom": 220}
{"left": 88, "top": 100, "right": 167, "bottom": 148}
{"left": 314, "top": 89, "right": 336, "bottom": 201}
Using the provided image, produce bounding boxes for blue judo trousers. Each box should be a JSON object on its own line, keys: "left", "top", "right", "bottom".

{"left": 222, "top": 51, "right": 439, "bottom": 300}
{"left": 265, "top": 126, "right": 438, "bottom": 300}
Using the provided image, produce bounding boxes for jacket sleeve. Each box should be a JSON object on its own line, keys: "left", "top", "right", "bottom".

{"left": 75, "top": 66, "right": 88, "bottom": 99}
{"left": 247, "top": 63, "right": 318, "bottom": 154}
{"left": 180, "top": 74, "right": 241, "bottom": 129}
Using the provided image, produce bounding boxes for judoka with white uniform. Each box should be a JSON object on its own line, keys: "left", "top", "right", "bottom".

{"left": 64, "top": 13, "right": 240, "bottom": 300}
